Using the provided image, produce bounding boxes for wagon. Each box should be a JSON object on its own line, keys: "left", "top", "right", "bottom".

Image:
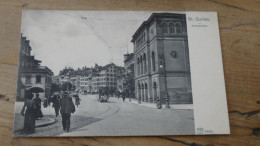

{"left": 98, "top": 87, "right": 109, "bottom": 102}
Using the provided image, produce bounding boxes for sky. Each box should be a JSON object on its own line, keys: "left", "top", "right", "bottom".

{"left": 20, "top": 10, "right": 157, "bottom": 75}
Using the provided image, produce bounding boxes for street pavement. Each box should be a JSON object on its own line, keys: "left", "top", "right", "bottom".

{"left": 60, "top": 94, "right": 195, "bottom": 136}
{"left": 13, "top": 94, "right": 195, "bottom": 136}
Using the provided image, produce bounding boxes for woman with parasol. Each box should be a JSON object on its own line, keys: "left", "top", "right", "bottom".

{"left": 20, "top": 87, "right": 45, "bottom": 134}
{"left": 20, "top": 90, "right": 36, "bottom": 134}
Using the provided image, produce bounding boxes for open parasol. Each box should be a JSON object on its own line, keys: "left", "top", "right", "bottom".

{"left": 27, "top": 87, "right": 45, "bottom": 93}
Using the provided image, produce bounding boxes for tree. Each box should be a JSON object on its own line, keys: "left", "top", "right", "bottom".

{"left": 71, "top": 85, "right": 76, "bottom": 91}
{"left": 61, "top": 82, "right": 72, "bottom": 91}
{"left": 51, "top": 83, "right": 61, "bottom": 93}
{"left": 59, "top": 67, "right": 74, "bottom": 76}
{"left": 123, "top": 64, "right": 135, "bottom": 97}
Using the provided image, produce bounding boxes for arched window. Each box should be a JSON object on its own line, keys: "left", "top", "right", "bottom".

{"left": 137, "top": 58, "right": 140, "bottom": 75}
{"left": 153, "top": 82, "right": 157, "bottom": 99}
{"left": 145, "top": 83, "right": 148, "bottom": 102}
{"left": 143, "top": 53, "right": 147, "bottom": 74}
{"left": 169, "top": 23, "right": 174, "bottom": 33}
{"left": 141, "top": 83, "right": 144, "bottom": 101}
{"left": 176, "top": 23, "right": 181, "bottom": 33}
{"left": 162, "top": 23, "right": 168, "bottom": 33}
{"left": 140, "top": 55, "right": 143, "bottom": 75}
{"left": 152, "top": 51, "right": 155, "bottom": 71}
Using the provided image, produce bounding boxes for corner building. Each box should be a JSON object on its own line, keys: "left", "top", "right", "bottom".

{"left": 17, "top": 35, "right": 53, "bottom": 100}
{"left": 132, "top": 13, "right": 193, "bottom": 104}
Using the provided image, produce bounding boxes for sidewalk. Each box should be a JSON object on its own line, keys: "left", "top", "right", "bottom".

{"left": 13, "top": 101, "right": 56, "bottom": 132}
{"left": 87, "top": 94, "right": 193, "bottom": 110}
{"left": 126, "top": 99, "right": 193, "bottom": 110}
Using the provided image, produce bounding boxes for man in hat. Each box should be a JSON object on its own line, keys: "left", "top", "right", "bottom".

{"left": 60, "top": 92, "right": 75, "bottom": 133}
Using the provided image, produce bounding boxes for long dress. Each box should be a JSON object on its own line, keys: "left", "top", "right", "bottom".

{"left": 22, "top": 99, "right": 36, "bottom": 134}
{"left": 34, "top": 97, "right": 43, "bottom": 119}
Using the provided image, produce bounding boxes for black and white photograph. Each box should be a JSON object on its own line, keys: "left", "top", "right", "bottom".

{"left": 13, "top": 10, "right": 210, "bottom": 137}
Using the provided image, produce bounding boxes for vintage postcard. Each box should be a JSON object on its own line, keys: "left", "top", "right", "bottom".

{"left": 13, "top": 10, "right": 230, "bottom": 137}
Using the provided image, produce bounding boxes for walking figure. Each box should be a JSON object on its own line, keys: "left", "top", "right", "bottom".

{"left": 60, "top": 92, "right": 75, "bottom": 133}
{"left": 34, "top": 93, "right": 43, "bottom": 120}
{"left": 20, "top": 92, "right": 36, "bottom": 134}
{"left": 122, "top": 92, "right": 126, "bottom": 102}
{"left": 51, "top": 93, "right": 61, "bottom": 117}
{"left": 74, "top": 94, "right": 81, "bottom": 107}
{"left": 117, "top": 91, "right": 120, "bottom": 99}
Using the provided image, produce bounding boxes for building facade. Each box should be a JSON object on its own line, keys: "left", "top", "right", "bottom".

{"left": 91, "top": 63, "right": 119, "bottom": 93}
{"left": 16, "top": 35, "right": 53, "bottom": 100}
{"left": 132, "top": 13, "right": 193, "bottom": 104}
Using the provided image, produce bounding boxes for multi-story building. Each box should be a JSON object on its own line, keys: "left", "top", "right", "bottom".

{"left": 131, "top": 13, "right": 193, "bottom": 104}
{"left": 58, "top": 63, "right": 123, "bottom": 94}
{"left": 79, "top": 68, "right": 92, "bottom": 93}
{"left": 91, "top": 63, "right": 121, "bottom": 93}
{"left": 16, "top": 34, "right": 53, "bottom": 100}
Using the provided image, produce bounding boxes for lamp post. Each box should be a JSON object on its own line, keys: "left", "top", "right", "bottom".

{"left": 160, "top": 54, "right": 170, "bottom": 109}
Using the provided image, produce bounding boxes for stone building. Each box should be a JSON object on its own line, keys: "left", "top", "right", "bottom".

{"left": 91, "top": 63, "right": 119, "bottom": 93}
{"left": 16, "top": 34, "right": 53, "bottom": 100}
{"left": 131, "top": 13, "right": 193, "bottom": 104}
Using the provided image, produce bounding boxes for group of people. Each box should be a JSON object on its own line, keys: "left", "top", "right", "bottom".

{"left": 115, "top": 91, "right": 131, "bottom": 102}
{"left": 20, "top": 91, "right": 79, "bottom": 134}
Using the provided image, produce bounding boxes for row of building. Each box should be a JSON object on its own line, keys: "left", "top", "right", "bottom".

{"left": 53, "top": 53, "right": 134, "bottom": 95}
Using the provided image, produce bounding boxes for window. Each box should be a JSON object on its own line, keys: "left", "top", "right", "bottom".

{"left": 162, "top": 23, "right": 168, "bottom": 33}
{"left": 169, "top": 23, "right": 174, "bottom": 33}
{"left": 36, "top": 75, "right": 41, "bottom": 83}
{"left": 176, "top": 23, "right": 181, "bottom": 33}
{"left": 137, "top": 58, "right": 140, "bottom": 75}
{"left": 171, "top": 51, "right": 178, "bottom": 59}
{"left": 152, "top": 51, "right": 155, "bottom": 71}
{"left": 150, "top": 28, "right": 154, "bottom": 34}
{"left": 25, "top": 75, "right": 31, "bottom": 84}
{"left": 143, "top": 53, "right": 147, "bottom": 73}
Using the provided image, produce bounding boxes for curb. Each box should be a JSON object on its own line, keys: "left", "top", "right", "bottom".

{"left": 36, "top": 118, "right": 56, "bottom": 128}
{"left": 127, "top": 99, "right": 193, "bottom": 110}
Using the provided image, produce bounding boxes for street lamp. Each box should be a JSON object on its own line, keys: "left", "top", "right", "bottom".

{"left": 160, "top": 54, "right": 170, "bottom": 109}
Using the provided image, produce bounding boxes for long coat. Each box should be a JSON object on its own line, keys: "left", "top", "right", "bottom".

{"left": 60, "top": 94, "right": 75, "bottom": 114}
{"left": 34, "top": 97, "right": 43, "bottom": 119}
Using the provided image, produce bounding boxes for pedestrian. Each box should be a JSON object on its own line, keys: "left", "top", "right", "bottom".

{"left": 74, "top": 94, "right": 81, "bottom": 107}
{"left": 52, "top": 93, "right": 61, "bottom": 117}
{"left": 20, "top": 92, "right": 36, "bottom": 134}
{"left": 34, "top": 93, "right": 43, "bottom": 120}
{"left": 43, "top": 98, "right": 48, "bottom": 108}
{"left": 122, "top": 92, "right": 126, "bottom": 102}
{"left": 60, "top": 92, "right": 75, "bottom": 133}
{"left": 117, "top": 91, "right": 120, "bottom": 99}
{"left": 156, "top": 97, "right": 162, "bottom": 109}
